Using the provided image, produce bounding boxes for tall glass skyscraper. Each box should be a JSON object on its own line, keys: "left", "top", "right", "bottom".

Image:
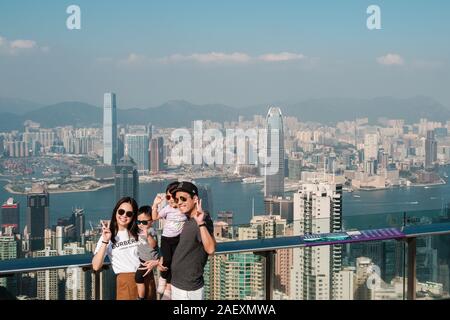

{"left": 425, "top": 130, "right": 437, "bottom": 168}
{"left": 103, "top": 93, "right": 117, "bottom": 166}
{"left": 114, "top": 156, "right": 139, "bottom": 203}
{"left": 150, "top": 137, "right": 164, "bottom": 173}
{"left": 197, "top": 184, "right": 213, "bottom": 214}
{"left": 26, "top": 185, "right": 50, "bottom": 252}
{"left": 264, "top": 107, "right": 285, "bottom": 197}
{"left": 125, "top": 134, "right": 149, "bottom": 172}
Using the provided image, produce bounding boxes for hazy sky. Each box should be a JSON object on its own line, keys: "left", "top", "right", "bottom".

{"left": 0, "top": 0, "right": 449, "bottom": 108}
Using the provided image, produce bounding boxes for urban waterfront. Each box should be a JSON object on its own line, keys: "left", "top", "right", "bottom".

{"left": 2, "top": 165, "right": 450, "bottom": 231}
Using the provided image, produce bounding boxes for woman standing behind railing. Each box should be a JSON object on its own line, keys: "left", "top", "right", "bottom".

{"left": 91, "top": 197, "right": 163, "bottom": 300}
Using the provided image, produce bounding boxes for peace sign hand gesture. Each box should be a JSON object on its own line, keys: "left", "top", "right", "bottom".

{"left": 101, "top": 221, "right": 112, "bottom": 242}
{"left": 194, "top": 198, "right": 205, "bottom": 225}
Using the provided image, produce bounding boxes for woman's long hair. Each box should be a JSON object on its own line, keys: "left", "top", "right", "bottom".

{"left": 109, "top": 197, "right": 139, "bottom": 244}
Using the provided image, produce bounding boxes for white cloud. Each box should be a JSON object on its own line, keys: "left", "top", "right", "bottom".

{"left": 258, "top": 52, "right": 305, "bottom": 62}
{"left": 10, "top": 39, "right": 36, "bottom": 49}
{"left": 161, "top": 52, "right": 251, "bottom": 64}
{"left": 117, "top": 53, "right": 148, "bottom": 67}
{"left": 108, "top": 51, "right": 311, "bottom": 67}
{"left": 0, "top": 35, "right": 46, "bottom": 55}
{"left": 377, "top": 53, "right": 405, "bottom": 66}
{"left": 125, "top": 53, "right": 146, "bottom": 64}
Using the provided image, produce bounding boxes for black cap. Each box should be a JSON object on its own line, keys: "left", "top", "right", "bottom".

{"left": 174, "top": 181, "right": 198, "bottom": 197}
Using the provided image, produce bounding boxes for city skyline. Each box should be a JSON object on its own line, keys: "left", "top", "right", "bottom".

{"left": 1, "top": 1, "right": 450, "bottom": 302}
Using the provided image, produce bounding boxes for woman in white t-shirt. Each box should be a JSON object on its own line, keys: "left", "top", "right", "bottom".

{"left": 92, "top": 197, "right": 162, "bottom": 300}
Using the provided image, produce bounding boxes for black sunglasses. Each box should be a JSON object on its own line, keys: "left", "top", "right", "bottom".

{"left": 165, "top": 194, "right": 173, "bottom": 201}
{"left": 117, "top": 209, "right": 133, "bottom": 218}
{"left": 175, "top": 195, "right": 189, "bottom": 203}
{"left": 136, "top": 220, "right": 151, "bottom": 225}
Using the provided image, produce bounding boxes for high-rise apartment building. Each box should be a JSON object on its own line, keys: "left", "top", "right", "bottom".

{"left": 290, "top": 182, "right": 344, "bottom": 300}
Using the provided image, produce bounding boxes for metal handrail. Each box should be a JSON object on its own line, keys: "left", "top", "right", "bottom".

{"left": 1, "top": 222, "right": 450, "bottom": 276}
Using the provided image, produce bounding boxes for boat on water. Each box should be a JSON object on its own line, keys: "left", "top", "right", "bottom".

{"left": 221, "top": 177, "right": 242, "bottom": 183}
{"left": 242, "top": 177, "right": 263, "bottom": 184}
{"left": 353, "top": 194, "right": 361, "bottom": 198}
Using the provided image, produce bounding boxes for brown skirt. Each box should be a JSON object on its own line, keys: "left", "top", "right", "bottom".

{"left": 116, "top": 271, "right": 156, "bottom": 300}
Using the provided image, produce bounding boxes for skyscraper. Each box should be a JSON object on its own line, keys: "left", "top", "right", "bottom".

{"left": 0, "top": 235, "right": 19, "bottom": 296}
{"left": 35, "top": 248, "right": 58, "bottom": 300}
{"left": 354, "top": 257, "right": 376, "bottom": 300}
{"left": 117, "top": 130, "right": 126, "bottom": 161}
{"left": 290, "top": 182, "right": 344, "bottom": 300}
{"left": 204, "top": 217, "right": 277, "bottom": 300}
{"left": 217, "top": 211, "right": 234, "bottom": 226}
{"left": 125, "top": 134, "right": 149, "bottom": 172}
{"left": 264, "top": 196, "right": 293, "bottom": 223}
{"left": 55, "top": 226, "right": 64, "bottom": 255}
{"left": 364, "top": 133, "right": 378, "bottom": 161}
{"left": 204, "top": 251, "right": 265, "bottom": 300}
{"left": 1, "top": 197, "right": 20, "bottom": 234}
{"left": 288, "top": 158, "right": 302, "bottom": 180}
{"left": 264, "top": 107, "right": 285, "bottom": 198}
{"left": 275, "top": 227, "right": 293, "bottom": 296}
{"left": 71, "top": 208, "right": 85, "bottom": 244}
{"left": 114, "top": 156, "right": 139, "bottom": 203}
{"left": 425, "top": 130, "right": 438, "bottom": 168}
{"left": 103, "top": 92, "right": 117, "bottom": 165}
{"left": 197, "top": 184, "right": 213, "bottom": 214}
{"left": 150, "top": 137, "right": 164, "bottom": 173}
{"left": 26, "top": 185, "right": 49, "bottom": 252}
{"left": 64, "top": 243, "right": 90, "bottom": 300}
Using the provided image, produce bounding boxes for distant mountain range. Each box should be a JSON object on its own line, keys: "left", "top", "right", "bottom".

{"left": 0, "top": 96, "right": 449, "bottom": 131}
{"left": 0, "top": 97, "right": 43, "bottom": 115}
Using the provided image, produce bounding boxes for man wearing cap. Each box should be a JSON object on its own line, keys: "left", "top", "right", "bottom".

{"left": 170, "top": 181, "right": 216, "bottom": 300}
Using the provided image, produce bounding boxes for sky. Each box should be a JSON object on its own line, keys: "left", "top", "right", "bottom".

{"left": 0, "top": 0, "right": 449, "bottom": 108}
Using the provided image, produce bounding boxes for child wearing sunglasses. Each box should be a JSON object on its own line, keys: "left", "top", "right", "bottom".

{"left": 152, "top": 181, "right": 187, "bottom": 299}
{"left": 135, "top": 205, "right": 165, "bottom": 300}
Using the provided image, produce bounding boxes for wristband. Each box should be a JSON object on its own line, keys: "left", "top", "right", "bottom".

{"left": 198, "top": 223, "right": 207, "bottom": 228}
{"left": 102, "top": 241, "right": 109, "bottom": 244}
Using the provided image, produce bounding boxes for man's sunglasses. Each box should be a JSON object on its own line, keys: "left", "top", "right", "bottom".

{"left": 117, "top": 209, "right": 133, "bottom": 218}
{"left": 136, "top": 220, "right": 151, "bottom": 225}
{"left": 174, "top": 195, "right": 189, "bottom": 203}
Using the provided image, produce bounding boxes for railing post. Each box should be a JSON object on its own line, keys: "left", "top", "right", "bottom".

{"left": 407, "top": 237, "right": 417, "bottom": 300}
{"left": 83, "top": 266, "right": 102, "bottom": 300}
{"left": 94, "top": 270, "right": 101, "bottom": 300}
{"left": 255, "top": 250, "right": 275, "bottom": 300}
